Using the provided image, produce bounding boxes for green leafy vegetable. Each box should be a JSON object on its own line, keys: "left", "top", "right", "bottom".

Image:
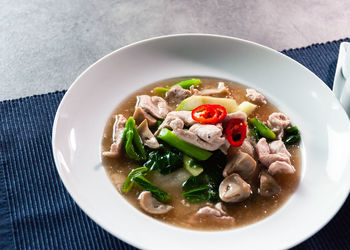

{"left": 183, "top": 155, "right": 203, "bottom": 176}
{"left": 183, "top": 186, "right": 209, "bottom": 203}
{"left": 133, "top": 175, "right": 170, "bottom": 202}
{"left": 153, "top": 79, "right": 201, "bottom": 97}
{"left": 283, "top": 126, "right": 301, "bottom": 145}
{"left": 143, "top": 145, "right": 183, "bottom": 175}
{"left": 248, "top": 117, "right": 276, "bottom": 140}
{"left": 122, "top": 166, "right": 149, "bottom": 193}
{"left": 157, "top": 128, "right": 212, "bottom": 161}
{"left": 123, "top": 117, "right": 147, "bottom": 161}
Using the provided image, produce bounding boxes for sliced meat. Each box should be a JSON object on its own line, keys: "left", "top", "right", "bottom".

{"left": 165, "top": 86, "right": 191, "bottom": 106}
{"left": 195, "top": 203, "right": 235, "bottom": 222}
{"left": 154, "top": 111, "right": 195, "bottom": 136}
{"left": 219, "top": 139, "right": 231, "bottom": 155}
{"left": 197, "top": 82, "right": 229, "bottom": 97}
{"left": 138, "top": 191, "right": 173, "bottom": 215}
{"left": 246, "top": 88, "right": 267, "bottom": 105}
{"left": 189, "top": 85, "right": 201, "bottom": 95}
{"left": 269, "top": 140, "right": 291, "bottom": 157}
{"left": 268, "top": 161, "right": 296, "bottom": 175}
{"left": 174, "top": 123, "right": 226, "bottom": 151}
{"left": 223, "top": 111, "right": 247, "bottom": 125}
{"left": 219, "top": 173, "right": 251, "bottom": 203}
{"left": 223, "top": 151, "right": 257, "bottom": 180}
{"left": 103, "top": 114, "right": 127, "bottom": 158}
{"left": 136, "top": 95, "right": 169, "bottom": 119}
{"left": 137, "top": 120, "right": 160, "bottom": 149}
{"left": 133, "top": 107, "right": 157, "bottom": 127}
{"left": 256, "top": 138, "right": 295, "bottom": 175}
{"left": 267, "top": 112, "right": 291, "bottom": 139}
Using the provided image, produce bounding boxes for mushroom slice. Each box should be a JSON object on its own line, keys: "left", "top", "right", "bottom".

{"left": 138, "top": 191, "right": 173, "bottom": 215}
{"left": 223, "top": 151, "right": 257, "bottom": 180}
{"left": 133, "top": 107, "right": 157, "bottom": 127}
{"left": 137, "top": 120, "right": 160, "bottom": 149}
{"left": 259, "top": 171, "right": 281, "bottom": 197}
{"left": 219, "top": 173, "right": 251, "bottom": 203}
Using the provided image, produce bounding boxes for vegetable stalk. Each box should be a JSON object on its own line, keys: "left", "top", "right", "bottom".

{"left": 123, "top": 117, "right": 147, "bottom": 161}
{"left": 133, "top": 175, "right": 170, "bottom": 202}
{"left": 248, "top": 117, "right": 276, "bottom": 140}
{"left": 157, "top": 128, "right": 212, "bottom": 161}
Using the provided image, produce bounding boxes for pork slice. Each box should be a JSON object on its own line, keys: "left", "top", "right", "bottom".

{"left": 154, "top": 111, "right": 194, "bottom": 136}
{"left": 256, "top": 138, "right": 294, "bottom": 173}
{"left": 267, "top": 112, "right": 291, "bottom": 139}
{"left": 189, "top": 123, "right": 223, "bottom": 144}
{"left": 268, "top": 161, "right": 296, "bottom": 175}
{"left": 165, "top": 85, "right": 191, "bottom": 106}
{"left": 246, "top": 88, "right": 267, "bottom": 105}
{"left": 136, "top": 95, "right": 169, "bottom": 119}
{"left": 219, "top": 139, "right": 231, "bottom": 155}
{"left": 223, "top": 111, "right": 247, "bottom": 124}
{"left": 103, "top": 114, "right": 127, "bottom": 158}
{"left": 174, "top": 128, "right": 225, "bottom": 151}
{"left": 195, "top": 203, "right": 235, "bottom": 222}
{"left": 269, "top": 140, "right": 291, "bottom": 157}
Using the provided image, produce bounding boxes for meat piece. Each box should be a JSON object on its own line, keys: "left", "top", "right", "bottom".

{"left": 138, "top": 191, "right": 173, "bottom": 215}
{"left": 267, "top": 112, "right": 291, "bottom": 139}
{"left": 269, "top": 140, "right": 291, "bottom": 157}
{"left": 195, "top": 204, "right": 235, "bottom": 222}
{"left": 246, "top": 88, "right": 267, "bottom": 105}
{"left": 103, "top": 114, "right": 127, "bottom": 158}
{"left": 133, "top": 107, "right": 157, "bottom": 127}
{"left": 136, "top": 95, "right": 169, "bottom": 119}
{"left": 219, "top": 173, "right": 251, "bottom": 203}
{"left": 189, "top": 85, "right": 201, "bottom": 95}
{"left": 165, "top": 86, "right": 191, "bottom": 106}
{"left": 197, "top": 82, "right": 229, "bottom": 97}
{"left": 137, "top": 120, "right": 160, "bottom": 149}
{"left": 268, "top": 161, "right": 296, "bottom": 175}
{"left": 223, "top": 111, "right": 247, "bottom": 125}
{"left": 174, "top": 123, "right": 226, "bottom": 151}
{"left": 256, "top": 138, "right": 295, "bottom": 175}
{"left": 223, "top": 151, "right": 257, "bottom": 180}
{"left": 154, "top": 111, "right": 195, "bottom": 136}
{"left": 259, "top": 171, "right": 281, "bottom": 197}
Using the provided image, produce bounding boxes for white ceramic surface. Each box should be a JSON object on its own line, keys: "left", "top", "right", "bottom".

{"left": 52, "top": 34, "right": 350, "bottom": 250}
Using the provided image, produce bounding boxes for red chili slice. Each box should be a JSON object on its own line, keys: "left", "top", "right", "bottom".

{"left": 225, "top": 118, "right": 247, "bottom": 147}
{"left": 191, "top": 104, "right": 227, "bottom": 124}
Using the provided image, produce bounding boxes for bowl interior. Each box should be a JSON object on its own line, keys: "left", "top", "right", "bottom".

{"left": 52, "top": 34, "right": 350, "bottom": 250}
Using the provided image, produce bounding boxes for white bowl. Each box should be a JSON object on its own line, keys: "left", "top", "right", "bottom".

{"left": 52, "top": 34, "right": 350, "bottom": 250}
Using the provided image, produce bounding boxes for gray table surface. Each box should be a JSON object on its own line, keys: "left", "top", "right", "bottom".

{"left": 1, "top": 0, "right": 350, "bottom": 101}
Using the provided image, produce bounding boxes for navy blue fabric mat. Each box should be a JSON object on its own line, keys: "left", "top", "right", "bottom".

{"left": 1, "top": 38, "right": 350, "bottom": 250}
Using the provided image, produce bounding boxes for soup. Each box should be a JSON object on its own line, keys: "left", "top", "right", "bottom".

{"left": 101, "top": 77, "right": 301, "bottom": 231}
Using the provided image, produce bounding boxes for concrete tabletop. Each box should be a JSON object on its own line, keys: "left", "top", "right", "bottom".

{"left": 1, "top": 0, "right": 350, "bottom": 101}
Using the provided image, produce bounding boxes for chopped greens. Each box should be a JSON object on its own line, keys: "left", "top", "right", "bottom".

{"left": 181, "top": 151, "right": 225, "bottom": 203}
{"left": 122, "top": 117, "right": 147, "bottom": 161}
{"left": 122, "top": 166, "right": 149, "bottom": 193}
{"left": 157, "top": 128, "right": 212, "bottom": 161}
{"left": 283, "top": 126, "right": 301, "bottom": 145}
{"left": 133, "top": 175, "right": 170, "bottom": 202}
{"left": 248, "top": 117, "right": 276, "bottom": 140}
{"left": 143, "top": 145, "right": 183, "bottom": 175}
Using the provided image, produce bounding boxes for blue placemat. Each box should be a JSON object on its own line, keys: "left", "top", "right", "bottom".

{"left": 1, "top": 38, "right": 350, "bottom": 250}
